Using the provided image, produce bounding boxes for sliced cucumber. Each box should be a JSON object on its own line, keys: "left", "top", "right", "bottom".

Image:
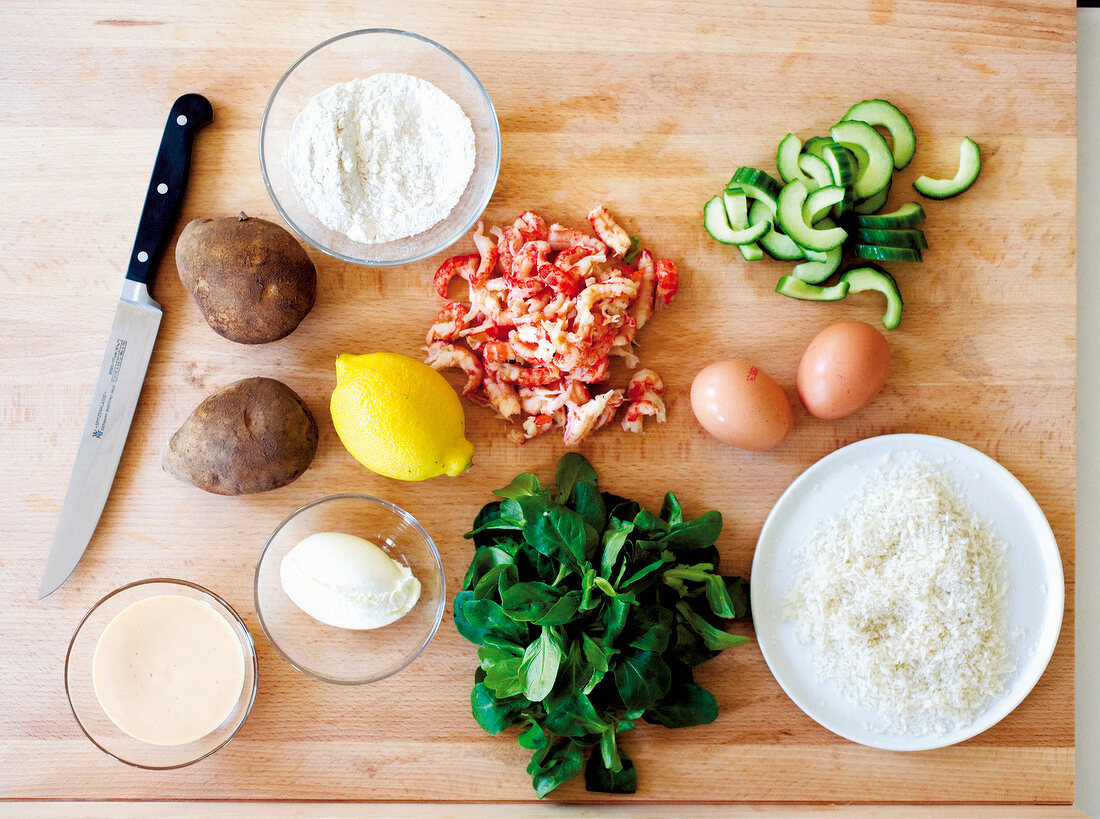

{"left": 776, "top": 276, "right": 850, "bottom": 301}
{"left": 704, "top": 196, "right": 771, "bottom": 245}
{"left": 777, "top": 133, "right": 810, "bottom": 185}
{"left": 804, "top": 186, "right": 845, "bottom": 224}
{"left": 792, "top": 220, "right": 842, "bottom": 284}
{"left": 913, "top": 137, "right": 981, "bottom": 199}
{"left": 854, "top": 227, "right": 928, "bottom": 250}
{"left": 852, "top": 244, "right": 923, "bottom": 263}
{"left": 727, "top": 167, "right": 783, "bottom": 202}
{"left": 776, "top": 180, "right": 848, "bottom": 252}
{"left": 841, "top": 264, "right": 904, "bottom": 329}
{"left": 738, "top": 242, "right": 765, "bottom": 261}
{"left": 854, "top": 201, "right": 926, "bottom": 229}
{"left": 798, "top": 154, "right": 833, "bottom": 189}
{"left": 830, "top": 120, "right": 893, "bottom": 199}
{"left": 853, "top": 184, "right": 890, "bottom": 215}
{"left": 822, "top": 144, "right": 855, "bottom": 217}
{"left": 842, "top": 99, "right": 916, "bottom": 170}
{"left": 802, "top": 136, "right": 833, "bottom": 159}
{"left": 749, "top": 199, "right": 805, "bottom": 261}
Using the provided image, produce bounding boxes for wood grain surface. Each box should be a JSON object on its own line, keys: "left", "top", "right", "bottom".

{"left": 0, "top": 0, "right": 1076, "bottom": 806}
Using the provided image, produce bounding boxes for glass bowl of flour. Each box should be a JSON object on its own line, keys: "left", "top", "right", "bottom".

{"left": 260, "top": 29, "right": 501, "bottom": 266}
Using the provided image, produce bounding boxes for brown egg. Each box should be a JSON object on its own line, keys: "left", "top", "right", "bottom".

{"left": 690, "top": 360, "right": 793, "bottom": 451}
{"left": 797, "top": 321, "right": 891, "bottom": 420}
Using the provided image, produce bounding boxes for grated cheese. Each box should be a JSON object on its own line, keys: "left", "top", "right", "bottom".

{"left": 784, "top": 458, "right": 1012, "bottom": 736}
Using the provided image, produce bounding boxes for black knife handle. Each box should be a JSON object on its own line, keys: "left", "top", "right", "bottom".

{"left": 124, "top": 93, "right": 213, "bottom": 286}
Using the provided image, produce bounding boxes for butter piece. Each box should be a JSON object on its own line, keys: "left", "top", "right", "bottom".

{"left": 280, "top": 532, "right": 421, "bottom": 629}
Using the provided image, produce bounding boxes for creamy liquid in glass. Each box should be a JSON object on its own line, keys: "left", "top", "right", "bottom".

{"left": 92, "top": 594, "right": 245, "bottom": 746}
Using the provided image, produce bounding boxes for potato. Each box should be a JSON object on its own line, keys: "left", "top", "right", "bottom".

{"left": 176, "top": 213, "right": 316, "bottom": 344}
{"left": 163, "top": 377, "right": 318, "bottom": 495}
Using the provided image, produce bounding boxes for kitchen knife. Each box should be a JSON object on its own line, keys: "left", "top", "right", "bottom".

{"left": 39, "top": 93, "right": 213, "bottom": 600}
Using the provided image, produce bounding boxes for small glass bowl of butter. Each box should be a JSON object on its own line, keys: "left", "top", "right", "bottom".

{"left": 254, "top": 494, "right": 445, "bottom": 684}
{"left": 65, "top": 578, "right": 258, "bottom": 769}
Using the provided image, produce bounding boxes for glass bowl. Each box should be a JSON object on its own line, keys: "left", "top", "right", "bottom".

{"left": 259, "top": 28, "right": 501, "bottom": 266}
{"left": 65, "top": 578, "right": 258, "bottom": 770}
{"left": 254, "top": 494, "right": 445, "bottom": 684}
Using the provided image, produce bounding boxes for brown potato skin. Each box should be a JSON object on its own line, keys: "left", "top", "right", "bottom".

{"left": 163, "top": 377, "right": 318, "bottom": 495}
{"left": 176, "top": 214, "right": 316, "bottom": 344}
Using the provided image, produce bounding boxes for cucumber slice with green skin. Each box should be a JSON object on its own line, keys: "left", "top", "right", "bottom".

{"left": 727, "top": 167, "right": 783, "bottom": 203}
{"left": 854, "top": 227, "right": 928, "bottom": 250}
{"left": 792, "top": 228, "right": 843, "bottom": 284}
{"left": 704, "top": 196, "right": 772, "bottom": 245}
{"left": 852, "top": 243, "right": 923, "bottom": 263}
{"left": 750, "top": 199, "right": 805, "bottom": 261}
{"left": 913, "top": 137, "right": 981, "bottom": 199}
{"left": 841, "top": 264, "right": 904, "bottom": 329}
{"left": 804, "top": 186, "right": 845, "bottom": 224}
{"left": 855, "top": 201, "right": 926, "bottom": 229}
{"left": 798, "top": 154, "right": 833, "bottom": 189}
{"left": 776, "top": 276, "right": 850, "bottom": 301}
{"left": 822, "top": 144, "right": 856, "bottom": 217}
{"left": 802, "top": 136, "right": 833, "bottom": 159}
{"left": 842, "top": 99, "right": 916, "bottom": 170}
{"left": 776, "top": 179, "right": 848, "bottom": 252}
{"left": 830, "top": 120, "right": 894, "bottom": 199}
{"left": 853, "top": 184, "right": 891, "bottom": 215}
{"left": 777, "top": 133, "right": 813, "bottom": 186}
{"left": 717, "top": 189, "right": 766, "bottom": 259}
{"left": 738, "top": 242, "right": 765, "bottom": 261}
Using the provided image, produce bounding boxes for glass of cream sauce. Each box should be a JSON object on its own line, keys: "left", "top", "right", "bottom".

{"left": 66, "top": 579, "right": 257, "bottom": 768}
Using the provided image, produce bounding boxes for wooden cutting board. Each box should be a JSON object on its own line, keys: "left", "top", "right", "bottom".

{"left": 0, "top": 0, "right": 1076, "bottom": 807}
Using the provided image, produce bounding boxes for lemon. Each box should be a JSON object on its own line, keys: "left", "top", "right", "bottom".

{"left": 330, "top": 352, "right": 474, "bottom": 481}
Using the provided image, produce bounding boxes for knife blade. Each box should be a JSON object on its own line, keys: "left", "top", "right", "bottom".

{"left": 39, "top": 93, "right": 213, "bottom": 599}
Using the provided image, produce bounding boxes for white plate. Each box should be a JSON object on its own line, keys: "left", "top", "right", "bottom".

{"left": 750, "top": 433, "right": 1064, "bottom": 751}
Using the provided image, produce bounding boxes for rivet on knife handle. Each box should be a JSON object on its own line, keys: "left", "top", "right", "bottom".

{"left": 125, "top": 93, "right": 214, "bottom": 287}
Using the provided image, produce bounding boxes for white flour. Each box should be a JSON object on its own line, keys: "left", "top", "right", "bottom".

{"left": 286, "top": 73, "right": 475, "bottom": 244}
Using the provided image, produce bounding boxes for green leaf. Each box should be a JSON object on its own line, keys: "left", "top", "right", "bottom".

{"left": 620, "top": 556, "right": 670, "bottom": 590}
{"left": 525, "top": 507, "right": 586, "bottom": 569}
{"left": 613, "top": 650, "right": 672, "bottom": 712}
{"left": 660, "top": 492, "right": 684, "bottom": 525}
{"left": 578, "top": 566, "right": 600, "bottom": 613}
{"left": 599, "top": 519, "right": 634, "bottom": 579}
{"left": 581, "top": 634, "right": 611, "bottom": 695}
{"left": 477, "top": 641, "right": 522, "bottom": 669}
{"left": 461, "top": 545, "right": 516, "bottom": 591}
{"left": 633, "top": 508, "right": 668, "bottom": 535}
{"left": 521, "top": 627, "right": 564, "bottom": 702}
{"left": 623, "top": 235, "right": 642, "bottom": 265}
{"left": 602, "top": 597, "right": 631, "bottom": 647}
{"left": 676, "top": 601, "right": 750, "bottom": 651}
{"left": 501, "top": 581, "right": 563, "bottom": 622}
{"left": 599, "top": 726, "right": 623, "bottom": 772}
{"left": 454, "top": 593, "right": 530, "bottom": 645}
{"left": 663, "top": 510, "right": 723, "bottom": 549}
{"left": 544, "top": 690, "right": 610, "bottom": 737}
{"left": 518, "top": 720, "right": 548, "bottom": 750}
{"left": 555, "top": 452, "right": 598, "bottom": 504}
{"left": 470, "top": 681, "right": 526, "bottom": 734}
{"left": 533, "top": 590, "right": 582, "bottom": 626}
{"left": 533, "top": 740, "right": 586, "bottom": 798}
{"left": 494, "top": 472, "right": 542, "bottom": 500}
{"left": 573, "top": 481, "right": 607, "bottom": 530}
{"left": 514, "top": 494, "right": 550, "bottom": 525}
{"left": 483, "top": 655, "right": 525, "bottom": 698}
{"left": 585, "top": 746, "right": 637, "bottom": 794}
{"left": 627, "top": 604, "right": 674, "bottom": 654}
{"left": 473, "top": 563, "right": 510, "bottom": 601}
{"left": 704, "top": 573, "right": 738, "bottom": 618}
{"left": 644, "top": 682, "right": 719, "bottom": 728}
